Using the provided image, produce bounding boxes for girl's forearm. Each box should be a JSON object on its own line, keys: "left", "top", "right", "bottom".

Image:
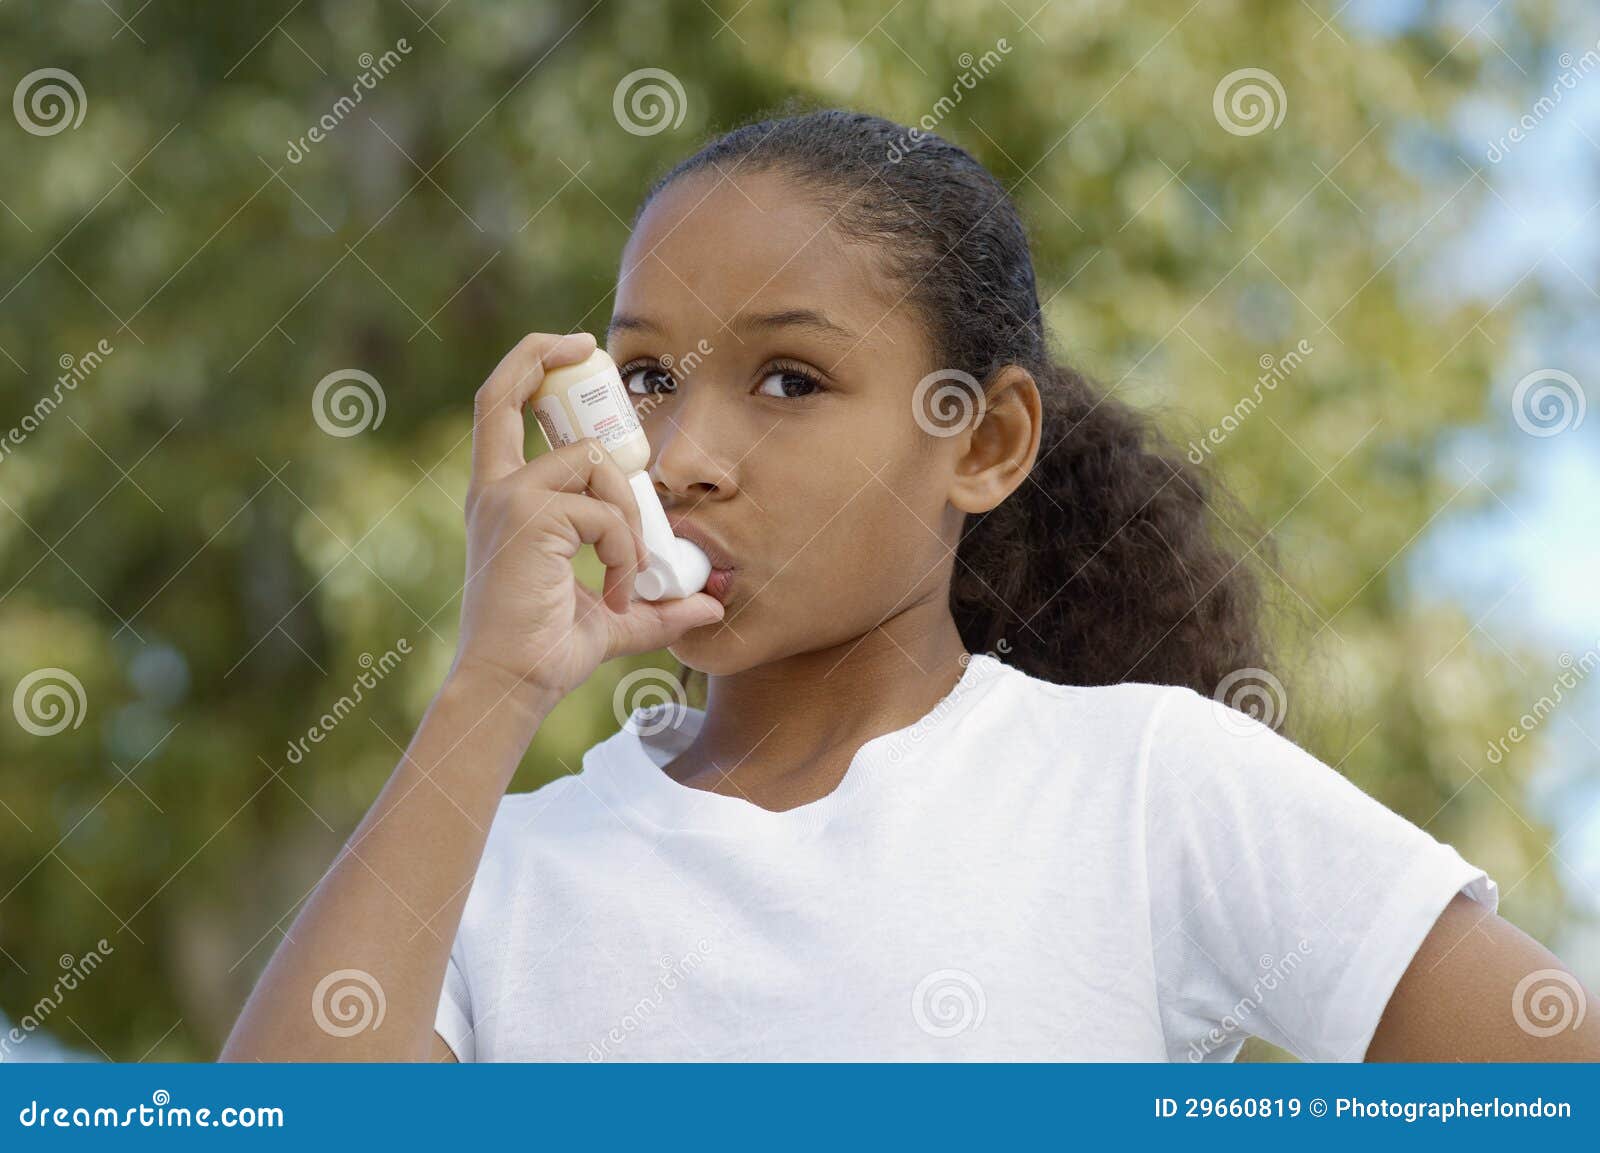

{"left": 220, "top": 670, "right": 557, "bottom": 1061}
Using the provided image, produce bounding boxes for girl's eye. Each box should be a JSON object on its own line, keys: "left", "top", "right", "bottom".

{"left": 755, "top": 368, "right": 823, "bottom": 400}
{"left": 621, "top": 365, "right": 676, "bottom": 396}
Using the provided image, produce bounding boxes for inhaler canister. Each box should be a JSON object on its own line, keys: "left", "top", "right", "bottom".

{"left": 528, "top": 348, "right": 710, "bottom": 601}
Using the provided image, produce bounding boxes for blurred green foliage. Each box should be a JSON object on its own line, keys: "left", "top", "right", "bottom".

{"left": 0, "top": 0, "right": 1578, "bottom": 1060}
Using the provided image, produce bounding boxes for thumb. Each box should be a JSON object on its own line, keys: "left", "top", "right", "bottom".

{"left": 607, "top": 592, "right": 726, "bottom": 658}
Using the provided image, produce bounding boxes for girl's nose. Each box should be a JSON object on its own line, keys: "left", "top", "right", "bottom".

{"left": 649, "top": 388, "right": 736, "bottom": 506}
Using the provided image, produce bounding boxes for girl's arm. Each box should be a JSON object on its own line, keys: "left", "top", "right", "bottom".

{"left": 221, "top": 332, "right": 723, "bottom": 1061}
{"left": 221, "top": 667, "right": 556, "bottom": 1061}
{"left": 1369, "top": 895, "right": 1600, "bottom": 1060}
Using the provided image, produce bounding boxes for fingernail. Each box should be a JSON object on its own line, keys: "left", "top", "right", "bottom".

{"left": 549, "top": 332, "right": 596, "bottom": 361}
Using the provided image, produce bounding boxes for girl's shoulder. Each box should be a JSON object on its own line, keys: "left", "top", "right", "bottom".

{"left": 973, "top": 656, "right": 1192, "bottom": 753}
{"left": 982, "top": 658, "right": 1290, "bottom": 757}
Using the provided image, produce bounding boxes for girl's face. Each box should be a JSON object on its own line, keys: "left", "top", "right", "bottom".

{"left": 607, "top": 168, "right": 968, "bottom": 675}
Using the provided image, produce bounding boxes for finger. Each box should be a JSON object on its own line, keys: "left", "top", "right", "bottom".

{"left": 518, "top": 438, "right": 649, "bottom": 565}
{"left": 470, "top": 331, "right": 597, "bottom": 487}
{"left": 606, "top": 593, "right": 726, "bottom": 660}
{"left": 534, "top": 493, "right": 642, "bottom": 598}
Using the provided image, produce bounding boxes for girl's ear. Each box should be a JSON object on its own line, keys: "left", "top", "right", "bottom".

{"left": 948, "top": 364, "right": 1042, "bottom": 514}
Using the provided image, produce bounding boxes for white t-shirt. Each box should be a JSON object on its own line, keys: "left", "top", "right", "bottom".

{"left": 435, "top": 652, "right": 1496, "bottom": 1062}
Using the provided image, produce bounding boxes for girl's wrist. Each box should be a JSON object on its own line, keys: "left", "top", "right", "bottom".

{"left": 421, "top": 666, "right": 560, "bottom": 782}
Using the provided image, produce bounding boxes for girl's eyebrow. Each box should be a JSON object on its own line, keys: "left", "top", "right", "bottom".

{"left": 606, "top": 313, "right": 663, "bottom": 339}
{"left": 734, "top": 308, "right": 858, "bottom": 342}
{"left": 607, "top": 308, "right": 857, "bottom": 343}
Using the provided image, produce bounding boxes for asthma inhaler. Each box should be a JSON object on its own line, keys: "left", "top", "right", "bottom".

{"left": 527, "top": 348, "right": 710, "bottom": 601}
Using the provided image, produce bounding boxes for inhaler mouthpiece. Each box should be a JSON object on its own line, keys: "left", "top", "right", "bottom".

{"left": 627, "top": 471, "right": 710, "bottom": 601}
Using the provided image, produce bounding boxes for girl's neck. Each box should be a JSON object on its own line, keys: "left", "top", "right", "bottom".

{"left": 668, "top": 599, "right": 969, "bottom": 805}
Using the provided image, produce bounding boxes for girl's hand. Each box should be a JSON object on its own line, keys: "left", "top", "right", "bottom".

{"left": 449, "top": 332, "right": 725, "bottom": 713}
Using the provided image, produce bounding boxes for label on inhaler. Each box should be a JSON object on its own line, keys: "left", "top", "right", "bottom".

{"left": 532, "top": 371, "right": 640, "bottom": 451}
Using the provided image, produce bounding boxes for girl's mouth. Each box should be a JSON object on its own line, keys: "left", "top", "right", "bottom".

{"left": 704, "top": 567, "right": 736, "bottom": 603}
{"left": 666, "top": 518, "right": 735, "bottom": 566}
{"left": 663, "top": 516, "right": 737, "bottom": 605}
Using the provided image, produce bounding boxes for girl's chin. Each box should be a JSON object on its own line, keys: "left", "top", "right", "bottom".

{"left": 668, "top": 626, "right": 754, "bottom": 676}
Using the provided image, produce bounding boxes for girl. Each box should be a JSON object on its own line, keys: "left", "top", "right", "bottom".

{"left": 224, "top": 110, "right": 1598, "bottom": 1062}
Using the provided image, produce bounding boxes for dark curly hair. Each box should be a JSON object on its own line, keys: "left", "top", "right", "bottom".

{"left": 639, "top": 108, "right": 1274, "bottom": 702}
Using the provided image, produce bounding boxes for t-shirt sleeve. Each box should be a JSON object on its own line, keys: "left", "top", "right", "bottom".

{"left": 1141, "top": 685, "right": 1498, "bottom": 1063}
{"left": 434, "top": 945, "right": 476, "bottom": 1062}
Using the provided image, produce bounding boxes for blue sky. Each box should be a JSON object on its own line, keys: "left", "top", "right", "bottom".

{"left": 1385, "top": 1, "right": 1600, "bottom": 931}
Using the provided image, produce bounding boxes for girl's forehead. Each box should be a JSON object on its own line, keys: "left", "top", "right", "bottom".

{"left": 617, "top": 171, "right": 889, "bottom": 322}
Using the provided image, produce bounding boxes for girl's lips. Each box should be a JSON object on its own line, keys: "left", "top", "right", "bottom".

{"left": 704, "top": 567, "right": 735, "bottom": 603}
{"left": 664, "top": 516, "right": 736, "bottom": 603}
{"left": 666, "top": 517, "right": 735, "bottom": 571}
